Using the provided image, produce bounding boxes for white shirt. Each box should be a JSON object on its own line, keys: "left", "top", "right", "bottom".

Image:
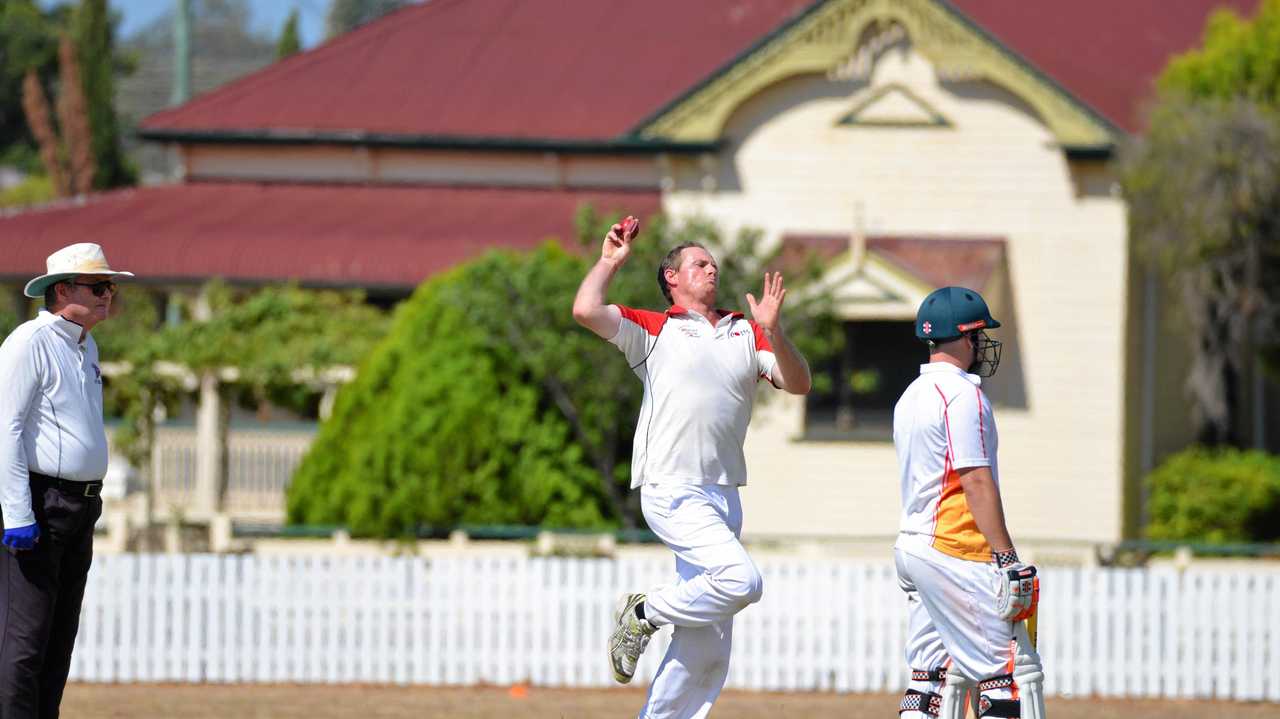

{"left": 609, "top": 304, "right": 777, "bottom": 489}
{"left": 892, "top": 362, "right": 998, "bottom": 563}
{"left": 0, "top": 310, "right": 109, "bottom": 529}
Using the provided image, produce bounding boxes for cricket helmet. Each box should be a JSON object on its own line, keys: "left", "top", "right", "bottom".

{"left": 915, "top": 286, "right": 1003, "bottom": 377}
{"left": 915, "top": 286, "right": 1000, "bottom": 343}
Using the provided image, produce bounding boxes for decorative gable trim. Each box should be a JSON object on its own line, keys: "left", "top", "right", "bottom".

{"left": 634, "top": 0, "right": 1117, "bottom": 151}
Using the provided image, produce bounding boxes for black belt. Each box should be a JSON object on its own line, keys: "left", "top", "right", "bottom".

{"left": 30, "top": 472, "right": 103, "bottom": 498}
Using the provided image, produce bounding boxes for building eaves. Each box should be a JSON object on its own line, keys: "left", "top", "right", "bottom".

{"left": 137, "top": 128, "right": 720, "bottom": 155}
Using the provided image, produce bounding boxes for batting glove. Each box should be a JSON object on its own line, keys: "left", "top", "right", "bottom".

{"left": 2, "top": 524, "right": 39, "bottom": 551}
{"left": 992, "top": 548, "right": 1039, "bottom": 622}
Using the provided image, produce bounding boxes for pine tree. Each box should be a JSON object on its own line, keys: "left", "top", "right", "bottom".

{"left": 72, "top": 0, "right": 134, "bottom": 189}
{"left": 276, "top": 9, "right": 301, "bottom": 60}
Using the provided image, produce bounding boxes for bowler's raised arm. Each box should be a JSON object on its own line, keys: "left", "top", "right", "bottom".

{"left": 572, "top": 216, "right": 639, "bottom": 339}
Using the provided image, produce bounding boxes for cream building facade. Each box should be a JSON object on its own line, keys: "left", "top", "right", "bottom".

{"left": 647, "top": 3, "right": 1129, "bottom": 547}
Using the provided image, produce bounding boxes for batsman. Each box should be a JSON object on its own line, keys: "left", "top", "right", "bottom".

{"left": 572, "top": 215, "right": 811, "bottom": 718}
{"left": 892, "top": 287, "right": 1044, "bottom": 719}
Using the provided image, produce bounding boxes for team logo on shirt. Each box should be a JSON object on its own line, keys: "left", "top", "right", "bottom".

{"left": 679, "top": 326, "right": 701, "bottom": 338}
{"left": 91, "top": 363, "right": 102, "bottom": 384}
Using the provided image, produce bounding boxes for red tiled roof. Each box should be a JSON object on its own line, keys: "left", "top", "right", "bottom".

{"left": 0, "top": 183, "right": 661, "bottom": 289}
{"left": 140, "top": 0, "right": 814, "bottom": 140}
{"left": 779, "top": 234, "right": 1004, "bottom": 291}
{"left": 868, "top": 236, "right": 1004, "bottom": 293}
{"left": 774, "top": 233, "right": 849, "bottom": 271}
{"left": 948, "top": 0, "right": 1260, "bottom": 133}
{"left": 139, "top": 0, "right": 1254, "bottom": 141}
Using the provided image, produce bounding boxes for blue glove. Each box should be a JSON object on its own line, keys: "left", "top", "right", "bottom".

{"left": 2, "top": 524, "right": 40, "bottom": 551}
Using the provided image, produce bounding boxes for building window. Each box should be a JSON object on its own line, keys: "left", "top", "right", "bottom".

{"left": 804, "top": 320, "right": 922, "bottom": 441}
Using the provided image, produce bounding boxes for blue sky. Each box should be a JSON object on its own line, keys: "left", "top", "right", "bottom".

{"left": 43, "top": 1, "right": 329, "bottom": 48}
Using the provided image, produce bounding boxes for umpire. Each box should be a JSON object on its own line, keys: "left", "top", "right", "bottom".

{"left": 0, "top": 243, "right": 133, "bottom": 717}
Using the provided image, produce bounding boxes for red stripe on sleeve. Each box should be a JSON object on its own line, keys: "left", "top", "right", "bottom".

{"left": 749, "top": 320, "right": 773, "bottom": 352}
{"left": 616, "top": 305, "right": 667, "bottom": 336}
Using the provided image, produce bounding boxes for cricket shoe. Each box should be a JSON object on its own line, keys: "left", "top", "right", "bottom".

{"left": 609, "top": 592, "right": 657, "bottom": 683}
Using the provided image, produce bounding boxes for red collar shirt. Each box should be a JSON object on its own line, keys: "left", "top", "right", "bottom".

{"left": 608, "top": 305, "right": 778, "bottom": 489}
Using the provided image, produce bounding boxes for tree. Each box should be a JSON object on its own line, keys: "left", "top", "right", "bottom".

{"left": 287, "top": 247, "right": 611, "bottom": 537}
{"left": 287, "top": 209, "right": 840, "bottom": 536}
{"left": 1146, "top": 446, "right": 1280, "bottom": 543}
{"left": 97, "top": 283, "right": 389, "bottom": 521}
{"left": 20, "top": 34, "right": 105, "bottom": 199}
{"left": 1122, "top": 0, "right": 1280, "bottom": 446}
{"left": 166, "top": 282, "right": 388, "bottom": 416}
{"left": 1121, "top": 98, "right": 1280, "bottom": 445}
{"left": 0, "top": 0, "right": 65, "bottom": 172}
{"left": 71, "top": 0, "right": 135, "bottom": 189}
{"left": 1159, "top": 0, "right": 1280, "bottom": 105}
{"left": 325, "top": 0, "right": 409, "bottom": 39}
{"left": 20, "top": 67, "right": 66, "bottom": 195}
{"left": 0, "top": 307, "right": 17, "bottom": 340}
{"left": 276, "top": 9, "right": 301, "bottom": 60}
{"left": 55, "top": 35, "right": 95, "bottom": 194}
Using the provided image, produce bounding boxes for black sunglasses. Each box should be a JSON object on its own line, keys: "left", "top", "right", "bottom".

{"left": 70, "top": 280, "right": 117, "bottom": 297}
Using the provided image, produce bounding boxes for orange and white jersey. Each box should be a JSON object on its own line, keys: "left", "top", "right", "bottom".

{"left": 893, "top": 362, "right": 998, "bottom": 563}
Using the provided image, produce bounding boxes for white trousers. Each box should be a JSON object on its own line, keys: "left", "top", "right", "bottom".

{"left": 895, "top": 541, "right": 1042, "bottom": 716}
{"left": 637, "top": 483, "right": 764, "bottom": 719}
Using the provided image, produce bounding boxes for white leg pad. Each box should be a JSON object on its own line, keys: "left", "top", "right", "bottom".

{"left": 940, "top": 664, "right": 976, "bottom": 719}
{"left": 1013, "top": 656, "right": 1045, "bottom": 719}
{"left": 1014, "top": 623, "right": 1046, "bottom": 719}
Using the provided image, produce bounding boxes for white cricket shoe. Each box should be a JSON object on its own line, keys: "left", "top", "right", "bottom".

{"left": 609, "top": 592, "right": 657, "bottom": 683}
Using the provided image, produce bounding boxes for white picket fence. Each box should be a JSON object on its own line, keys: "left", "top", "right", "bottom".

{"left": 70, "top": 555, "right": 1280, "bottom": 702}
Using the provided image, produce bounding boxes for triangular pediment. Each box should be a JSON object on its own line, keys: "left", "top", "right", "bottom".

{"left": 787, "top": 241, "right": 933, "bottom": 320}
{"left": 837, "top": 83, "right": 950, "bottom": 127}
{"left": 636, "top": 0, "right": 1115, "bottom": 150}
{"left": 828, "top": 252, "right": 935, "bottom": 319}
{"left": 781, "top": 233, "right": 1006, "bottom": 320}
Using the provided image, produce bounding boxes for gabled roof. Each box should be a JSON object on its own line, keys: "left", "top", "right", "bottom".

{"left": 139, "top": 0, "right": 1254, "bottom": 144}
{"left": 140, "top": 0, "right": 813, "bottom": 142}
{"left": 780, "top": 234, "right": 1004, "bottom": 293}
{"left": 0, "top": 183, "right": 660, "bottom": 289}
{"left": 777, "top": 234, "right": 1006, "bottom": 320}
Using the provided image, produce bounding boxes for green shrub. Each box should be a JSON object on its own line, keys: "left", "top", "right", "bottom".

{"left": 0, "top": 175, "right": 55, "bottom": 208}
{"left": 0, "top": 307, "right": 17, "bottom": 338}
{"left": 1145, "top": 446, "right": 1280, "bottom": 543}
{"left": 286, "top": 245, "right": 613, "bottom": 536}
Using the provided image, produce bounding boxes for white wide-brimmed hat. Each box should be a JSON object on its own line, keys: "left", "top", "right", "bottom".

{"left": 24, "top": 243, "right": 135, "bottom": 298}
